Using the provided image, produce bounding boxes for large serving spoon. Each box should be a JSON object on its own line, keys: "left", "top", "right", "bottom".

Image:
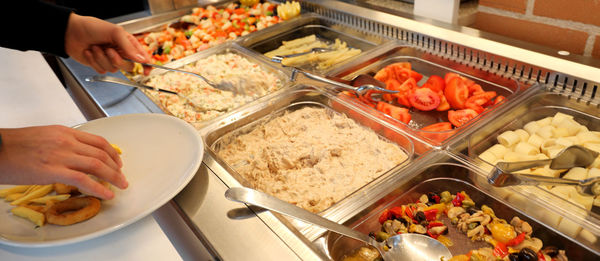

{"left": 488, "top": 145, "right": 600, "bottom": 196}
{"left": 225, "top": 187, "right": 452, "bottom": 261}
{"left": 124, "top": 58, "right": 240, "bottom": 94}
{"left": 85, "top": 75, "right": 227, "bottom": 112}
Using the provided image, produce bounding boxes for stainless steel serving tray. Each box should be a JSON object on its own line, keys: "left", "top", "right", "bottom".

{"left": 201, "top": 84, "right": 420, "bottom": 240}
{"left": 313, "top": 152, "right": 599, "bottom": 260}
{"left": 133, "top": 42, "right": 291, "bottom": 130}
{"left": 326, "top": 42, "right": 523, "bottom": 148}
{"left": 452, "top": 89, "right": 600, "bottom": 251}
{"left": 237, "top": 14, "right": 387, "bottom": 74}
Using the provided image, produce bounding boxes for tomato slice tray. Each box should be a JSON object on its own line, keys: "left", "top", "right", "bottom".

{"left": 325, "top": 42, "right": 523, "bottom": 146}
{"left": 452, "top": 89, "right": 600, "bottom": 250}
{"left": 237, "top": 14, "right": 387, "bottom": 74}
{"left": 200, "top": 84, "right": 420, "bottom": 240}
{"left": 313, "top": 151, "right": 598, "bottom": 260}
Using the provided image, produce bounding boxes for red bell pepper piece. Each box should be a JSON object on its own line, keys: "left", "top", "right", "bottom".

{"left": 493, "top": 242, "right": 509, "bottom": 258}
{"left": 424, "top": 209, "right": 438, "bottom": 221}
{"left": 389, "top": 206, "right": 404, "bottom": 219}
{"left": 506, "top": 232, "right": 526, "bottom": 246}
{"left": 427, "top": 221, "right": 444, "bottom": 229}
{"left": 427, "top": 230, "right": 440, "bottom": 239}
{"left": 452, "top": 192, "right": 465, "bottom": 207}
{"left": 378, "top": 209, "right": 391, "bottom": 224}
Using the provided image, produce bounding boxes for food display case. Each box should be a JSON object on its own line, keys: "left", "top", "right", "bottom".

{"left": 56, "top": 0, "right": 600, "bottom": 260}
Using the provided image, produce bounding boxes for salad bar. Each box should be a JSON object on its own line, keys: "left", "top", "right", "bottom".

{"left": 57, "top": 0, "right": 600, "bottom": 260}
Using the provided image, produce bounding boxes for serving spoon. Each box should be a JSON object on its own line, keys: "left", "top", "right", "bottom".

{"left": 488, "top": 145, "right": 600, "bottom": 196}
{"left": 85, "top": 75, "right": 227, "bottom": 112}
{"left": 225, "top": 187, "right": 452, "bottom": 261}
{"left": 124, "top": 58, "right": 240, "bottom": 94}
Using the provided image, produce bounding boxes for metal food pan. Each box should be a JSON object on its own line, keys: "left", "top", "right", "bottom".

{"left": 326, "top": 42, "right": 522, "bottom": 147}
{"left": 202, "top": 84, "right": 417, "bottom": 239}
{"left": 318, "top": 155, "right": 599, "bottom": 260}
{"left": 135, "top": 42, "right": 291, "bottom": 130}
{"left": 119, "top": 1, "right": 291, "bottom": 64}
{"left": 459, "top": 90, "right": 600, "bottom": 247}
{"left": 238, "top": 14, "right": 385, "bottom": 74}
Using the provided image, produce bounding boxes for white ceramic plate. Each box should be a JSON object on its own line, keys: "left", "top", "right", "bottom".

{"left": 0, "top": 113, "right": 203, "bottom": 247}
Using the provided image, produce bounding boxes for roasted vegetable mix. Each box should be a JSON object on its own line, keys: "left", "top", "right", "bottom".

{"left": 344, "top": 191, "right": 568, "bottom": 261}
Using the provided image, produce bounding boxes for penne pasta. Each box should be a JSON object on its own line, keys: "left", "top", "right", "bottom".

{"left": 523, "top": 121, "right": 540, "bottom": 135}
{"left": 497, "top": 130, "right": 520, "bottom": 147}
{"left": 514, "top": 142, "right": 539, "bottom": 155}
{"left": 514, "top": 129, "right": 530, "bottom": 142}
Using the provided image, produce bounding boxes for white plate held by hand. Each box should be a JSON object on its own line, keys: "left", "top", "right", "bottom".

{"left": 0, "top": 113, "right": 203, "bottom": 247}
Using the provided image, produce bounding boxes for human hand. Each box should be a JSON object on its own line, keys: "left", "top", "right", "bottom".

{"left": 0, "top": 125, "right": 128, "bottom": 200}
{"left": 64, "top": 13, "right": 150, "bottom": 74}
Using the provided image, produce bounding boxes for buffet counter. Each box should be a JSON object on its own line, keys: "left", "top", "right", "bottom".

{"left": 56, "top": 1, "right": 600, "bottom": 260}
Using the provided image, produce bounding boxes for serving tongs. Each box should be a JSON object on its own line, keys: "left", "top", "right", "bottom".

{"left": 270, "top": 47, "right": 333, "bottom": 63}
{"left": 290, "top": 68, "right": 397, "bottom": 97}
{"left": 124, "top": 59, "right": 240, "bottom": 94}
{"left": 85, "top": 75, "right": 224, "bottom": 112}
{"left": 488, "top": 145, "right": 600, "bottom": 196}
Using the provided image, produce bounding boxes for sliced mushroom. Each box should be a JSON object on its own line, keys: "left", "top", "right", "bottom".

{"left": 447, "top": 207, "right": 466, "bottom": 219}
{"left": 467, "top": 224, "right": 485, "bottom": 238}
{"left": 428, "top": 225, "right": 448, "bottom": 235}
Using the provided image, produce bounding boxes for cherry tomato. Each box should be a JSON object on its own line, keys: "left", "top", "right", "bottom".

{"left": 444, "top": 77, "right": 469, "bottom": 109}
{"left": 422, "top": 75, "right": 445, "bottom": 93}
{"left": 409, "top": 88, "right": 441, "bottom": 111}
{"left": 376, "top": 102, "right": 411, "bottom": 124}
{"left": 421, "top": 122, "right": 453, "bottom": 132}
{"left": 448, "top": 109, "right": 478, "bottom": 127}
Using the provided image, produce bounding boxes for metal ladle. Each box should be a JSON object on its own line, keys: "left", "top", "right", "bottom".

{"left": 225, "top": 187, "right": 452, "bottom": 261}
{"left": 488, "top": 145, "right": 600, "bottom": 196}
{"left": 290, "top": 68, "right": 398, "bottom": 97}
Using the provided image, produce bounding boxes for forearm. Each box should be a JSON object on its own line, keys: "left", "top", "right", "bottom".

{"left": 1, "top": 1, "right": 73, "bottom": 57}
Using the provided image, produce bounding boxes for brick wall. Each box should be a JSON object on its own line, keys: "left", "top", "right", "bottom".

{"left": 473, "top": 0, "right": 600, "bottom": 59}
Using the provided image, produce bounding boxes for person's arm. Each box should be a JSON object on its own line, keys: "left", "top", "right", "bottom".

{"left": 2, "top": 1, "right": 73, "bottom": 57}
{"left": 2, "top": 0, "right": 149, "bottom": 73}
{"left": 0, "top": 126, "right": 128, "bottom": 200}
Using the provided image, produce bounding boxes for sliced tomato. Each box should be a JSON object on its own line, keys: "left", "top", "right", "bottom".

{"left": 422, "top": 75, "right": 445, "bottom": 93}
{"left": 376, "top": 102, "right": 411, "bottom": 124}
{"left": 468, "top": 83, "right": 484, "bottom": 96}
{"left": 444, "top": 77, "right": 469, "bottom": 109}
{"left": 444, "top": 72, "right": 461, "bottom": 85}
{"left": 374, "top": 63, "right": 413, "bottom": 83}
{"left": 382, "top": 79, "right": 401, "bottom": 102}
{"left": 448, "top": 109, "right": 478, "bottom": 127}
{"left": 493, "top": 95, "right": 506, "bottom": 105}
{"left": 465, "top": 91, "right": 497, "bottom": 113}
{"left": 409, "top": 88, "right": 440, "bottom": 111}
{"left": 393, "top": 78, "right": 417, "bottom": 108}
{"left": 436, "top": 92, "right": 450, "bottom": 111}
{"left": 407, "top": 69, "right": 423, "bottom": 82}
{"left": 421, "top": 122, "right": 453, "bottom": 132}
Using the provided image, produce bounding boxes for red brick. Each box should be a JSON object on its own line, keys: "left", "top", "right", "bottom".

{"left": 593, "top": 36, "right": 600, "bottom": 59}
{"left": 479, "top": 0, "right": 527, "bottom": 14}
{"left": 534, "top": 0, "right": 600, "bottom": 27}
{"left": 473, "top": 12, "right": 589, "bottom": 55}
